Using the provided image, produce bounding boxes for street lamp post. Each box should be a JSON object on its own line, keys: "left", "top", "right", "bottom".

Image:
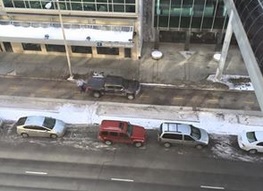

{"left": 45, "top": 0, "right": 74, "bottom": 80}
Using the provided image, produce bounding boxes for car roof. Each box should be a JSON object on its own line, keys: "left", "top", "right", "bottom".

{"left": 161, "top": 122, "right": 191, "bottom": 135}
{"left": 22, "top": 116, "right": 46, "bottom": 126}
{"left": 105, "top": 76, "right": 123, "bottom": 86}
{"left": 100, "top": 120, "right": 127, "bottom": 131}
{"left": 255, "top": 131, "right": 263, "bottom": 141}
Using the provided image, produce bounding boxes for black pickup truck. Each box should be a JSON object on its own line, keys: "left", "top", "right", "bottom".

{"left": 86, "top": 75, "right": 141, "bottom": 100}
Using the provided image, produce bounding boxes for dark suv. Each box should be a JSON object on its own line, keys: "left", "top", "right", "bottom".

{"left": 98, "top": 120, "right": 146, "bottom": 147}
{"left": 86, "top": 75, "right": 141, "bottom": 100}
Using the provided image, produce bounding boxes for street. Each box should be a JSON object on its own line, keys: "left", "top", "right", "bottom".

{"left": 0, "top": 122, "right": 263, "bottom": 191}
{"left": 0, "top": 76, "right": 260, "bottom": 111}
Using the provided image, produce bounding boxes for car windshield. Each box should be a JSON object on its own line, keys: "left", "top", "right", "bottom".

{"left": 43, "top": 117, "right": 56, "bottom": 129}
{"left": 246, "top": 132, "right": 257, "bottom": 143}
{"left": 122, "top": 79, "right": 129, "bottom": 88}
{"left": 16, "top": 117, "right": 27, "bottom": 126}
{"left": 190, "top": 126, "right": 201, "bottom": 140}
{"left": 127, "top": 123, "right": 133, "bottom": 137}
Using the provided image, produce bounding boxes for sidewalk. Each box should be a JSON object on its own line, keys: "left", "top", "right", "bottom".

{"left": 0, "top": 43, "right": 248, "bottom": 89}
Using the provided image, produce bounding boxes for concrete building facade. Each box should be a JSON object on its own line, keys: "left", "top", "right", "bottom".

{"left": 0, "top": 0, "right": 143, "bottom": 59}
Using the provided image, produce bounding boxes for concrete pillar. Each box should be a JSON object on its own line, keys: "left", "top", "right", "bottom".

{"left": 185, "top": 31, "right": 191, "bottom": 51}
{"left": 119, "top": 47, "right": 125, "bottom": 58}
{"left": 154, "top": 28, "right": 160, "bottom": 49}
{"left": 215, "top": 11, "right": 233, "bottom": 81}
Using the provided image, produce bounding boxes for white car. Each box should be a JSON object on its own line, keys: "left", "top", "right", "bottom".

{"left": 16, "top": 116, "right": 67, "bottom": 138}
{"left": 237, "top": 130, "right": 263, "bottom": 154}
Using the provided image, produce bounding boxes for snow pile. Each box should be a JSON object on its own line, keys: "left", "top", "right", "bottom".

{"left": 207, "top": 74, "right": 254, "bottom": 91}
{"left": 0, "top": 24, "right": 133, "bottom": 43}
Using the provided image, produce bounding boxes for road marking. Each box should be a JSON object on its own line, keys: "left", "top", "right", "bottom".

{"left": 173, "top": 97, "right": 184, "bottom": 100}
{"left": 111, "top": 178, "right": 134, "bottom": 182}
{"left": 25, "top": 171, "right": 48, "bottom": 175}
{"left": 200, "top": 185, "right": 224, "bottom": 190}
{"left": 207, "top": 99, "right": 218, "bottom": 102}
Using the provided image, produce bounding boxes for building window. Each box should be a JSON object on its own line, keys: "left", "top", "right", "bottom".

{"left": 155, "top": 0, "right": 226, "bottom": 31}
{"left": 124, "top": 48, "right": 131, "bottom": 58}
{"left": 22, "top": 43, "right": 41, "bottom": 51}
{"left": 71, "top": 46, "right": 92, "bottom": 54}
{"left": 3, "top": 0, "right": 136, "bottom": 13}
{"left": 45, "top": 44, "right": 65, "bottom": 52}
{"left": 97, "top": 47, "right": 119, "bottom": 55}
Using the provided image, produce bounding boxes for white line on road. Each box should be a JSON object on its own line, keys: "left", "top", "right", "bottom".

{"left": 25, "top": 171, "right": 48, "bottom": 175}
{"left": 200, "top": 185, "right": 225, "bottom": 190}
{"left": 111, "top": 178, "right": 134, "bottom": 182}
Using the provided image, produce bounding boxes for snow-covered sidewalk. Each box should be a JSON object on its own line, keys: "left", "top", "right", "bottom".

{"left": 0, "top": 95, "right": 262, "bottom": 135}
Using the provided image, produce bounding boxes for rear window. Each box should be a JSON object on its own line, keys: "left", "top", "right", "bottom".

{"left": 16, "top": 117, "right": 27, "bottom": 126}
{"left": 43, "top": 117, "right": 56, "bottom": 129}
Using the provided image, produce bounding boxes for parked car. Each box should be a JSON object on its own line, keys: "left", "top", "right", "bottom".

{"left": 16, "top": 116, "right": 67, "bottom": 138}
{"left": 98, "top": 120, "right": 146, "bottom": 147}
{"left": 157, "top": 122, "right": 209, "bottom": 149}
{"left": 237, "top": 130, "right": 263, "bottom": 154}
{"left": 86, "top": 75, "right": 141, "bottom": 100}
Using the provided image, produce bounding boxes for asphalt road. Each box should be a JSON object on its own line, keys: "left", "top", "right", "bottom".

{"left": 0, "top": 123, "right": 263, "bottom": 191}
{"left": 0, "top": 76, "right": 260, "bottom": 111}
{"left": 0, "top": 144, "right": 262, "bottom": 191}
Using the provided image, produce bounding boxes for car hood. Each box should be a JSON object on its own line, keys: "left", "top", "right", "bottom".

{"left": 131, "top": 125, "right": 146, "bottom": 139}
{"left": 125, "top": 80, "right": 140, "bottom": 92}
{"left": 52, "top": 120, "right": 66, "bottom": 135}
{"left": 198, "top": 128, "right": 209, "bottom": 145}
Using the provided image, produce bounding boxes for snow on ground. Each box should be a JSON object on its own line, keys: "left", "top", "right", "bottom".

{"left": 207, "top": 74, "right": 254, "bottom": 91}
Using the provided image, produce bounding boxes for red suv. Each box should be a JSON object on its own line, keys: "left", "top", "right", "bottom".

{"left": 98, "top": 120, "right": 146, "bottom": 147}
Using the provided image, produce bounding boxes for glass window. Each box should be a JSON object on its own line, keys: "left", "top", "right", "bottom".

{"left": 246, "top": 132, "right": 257, "bottom": 143}
{"left": 43, "top": 117, "right": 56, "bottom": 129}
{"left": 71, "top": 46, "right": 92, "bottom": 54}
{"left": 109, "top": 132, "right": 118, "bottom": 136}
{"left": 97, "top": 47, "right": 119, "bottom": 55}
{"left": 162, "top": 133, "right": 182, "bottom": 140}
{"left": 184, "top": 135, "right": 195, "bottom": 141}
{"left": 3, "top": 0, "right": 14, "bottom": 7}
{"left": 13, "top": 0, "right": 26, "bottom": 8}
{"left": 45, "top": 45, "right": 65, "bottom": 52}
{"left": 190, "top": 126, "right": 201, "bottom": 140}
{"left": 22, "top": 43, "right": 41, "bottom": 51}
{"left": 3, "top": 0, "right": 136, "bottom": 13}
{"left": 256, "top": 142, "right": 263, "bottom": 146}
{"left": 100, "top": 131, "right": 108, "bottom": 136}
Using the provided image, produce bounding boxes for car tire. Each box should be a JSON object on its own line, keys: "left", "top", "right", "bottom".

{"left": 93, "top": 91, "right": 101, "bottom": 98}
{"left": 134, "top": 142, "right": 143, "bottom": 148}
{"left": 164, "top": 142, "right": 171, "bottom": 148}
{"left": 195, "top": 144, "right": 203, "bottom": 149}
{"left": 50, "top": 134, "right": 58, "bottom": 139}
{"left": 248, "top": 149, "right": 257, "bottom": 154}
{"left": 21, "top": 133, "right": 29, "bottom": 138}
{"left": 105, "top": 140, "right": 112, "bottom": 145}
{"left": 127, "top": 94, "right": 135, "bottom": 100}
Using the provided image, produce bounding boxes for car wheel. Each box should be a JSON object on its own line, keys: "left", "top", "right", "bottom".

{"left": 196, "top": 144, "right": 203, "bottom": 149}
{"left": 134, "top": 142, "right": 143, "bottom": 148}
{"left": 248, "top": 149, "right": 257, "bottom": 154}
{"left": 50, "top": 134, "right": 58, "bottom": 139}
{"left": 93, "top": 91, "right": 101, "bottom": 98}
{"left": 127, "top": 94, "right": 135, "bottom": 100}
{"left": 21, "top": 133, "right": 29, "bottom": 138}
{"left": 105, "top": 140, "right": 112, "bottom": 145}
{"left": 164, "top": 142, "right": 171, "bottom": 148}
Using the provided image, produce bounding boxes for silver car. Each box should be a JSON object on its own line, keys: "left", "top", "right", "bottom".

{"left": 158, "top": 122, "right": 209, "bottom": 149}
{"left": 16, "top": 116, "right": 67, "bottom": 138}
